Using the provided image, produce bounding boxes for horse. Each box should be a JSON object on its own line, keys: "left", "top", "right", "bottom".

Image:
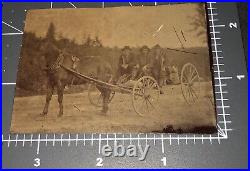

{"left": 40, "top": 41, "right": 112, "bottom": 117}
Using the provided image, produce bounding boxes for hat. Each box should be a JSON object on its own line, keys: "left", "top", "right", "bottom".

{"left": 153, "top": 44, "right": 161, "bottom": 49}
{"left": 122, "top": 46, "right": 131, "bottom": 51}
{"left": 140, "top": 45, "right": 150, "bottom": 52}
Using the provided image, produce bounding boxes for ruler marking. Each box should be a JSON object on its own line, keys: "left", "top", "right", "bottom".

{"left": 2, "top": 134, "right": 230, "bottom": 142}
{"left": 75, "top": 134, "right": 78, "bottom": 146}
{"left": 217, "top": 105, "right": 230, "bottom": 108}
{"left": 217, "top": 133, "right": 221, "bottom": 144}
{"left": 60, "top": 134, "right": 63, "bottom": 146}
{"left": 30, "top": 134, "right": 33, "bottom": 147}
{"left": 69, "top": 2, "right": 76, "bottom": 8}
{"left": 91, "top": 134, "right": 94, "bottom": 146}
{"left": 161, "top": 134, "right": 164, "bottom": 153}
{"left": 45, "top": 134, "right": 48, "bottom": 147}
{"left": 22, "top": 134, "right": 26, "bottom": 147}
{"left": 98, "top": 134, "right": 101, "bottom": 154}
{"left": 208, "top": 2, "right": 230, "bottom": 138}
{"left": 138, "top": 134, "right": 140, "bottom": 146}
{"left": 106, "top": 134, "right": 109, "bottom": 145}
{"left": 216, "top": 98, "right": 229, "bottom": 101}
{"left": 7, "top": 134, "right": 11, "bottom": 147}
{"left": 153, "top": 134, "right": 156, "bottom": 146}
{"left": 209, "top": 134, "right": 212, "bottom": 144}
{"left": 15, "top": 134, "right": 18, "bottom": 147}
{"left": 68, "top": 134, "right": 71, "bottom": 147}
{"left": 215, "top": 84, "right": 227, "bottom": 87}
{"left": 36, "top": 134, "right": 40, "bottom": 155}
{"left": 114, "top": 133, "right": 117, "bottom": 145}
{"left": 84, "top": 134, "right": 86, "bottom": 146}
{"left": 53, "top": 134, "right": 55, "bottom": 146}
{"left": 122, "top": 134, "right": 125, "bottom": 145}
{"left": 169, "top": 134, "right": 172, "bottom": 145}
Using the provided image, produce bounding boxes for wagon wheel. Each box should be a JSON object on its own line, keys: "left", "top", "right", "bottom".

{"left": 132, "top": 76, "right": 160, "bottom": 116}
{"left": 88, "top": 83, "right": 115, "bottom": 107}
{"left": 180, "top": 63, "right": 200, "bottom": 104}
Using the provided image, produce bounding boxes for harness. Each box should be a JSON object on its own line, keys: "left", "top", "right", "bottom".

{"left": 48, "top": 52, "right": 65, "bottom": 71}
{"left": 46, "top": 45, "right": 79, "bottom": 73}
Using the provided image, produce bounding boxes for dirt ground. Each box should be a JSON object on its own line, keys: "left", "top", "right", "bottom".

{"left": 10, "top": 82, "right": 217, "bottom": 133}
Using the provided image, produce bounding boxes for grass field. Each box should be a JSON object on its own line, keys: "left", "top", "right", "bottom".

{"left": 10, "top": 82, "right": 217, "bottom": 134}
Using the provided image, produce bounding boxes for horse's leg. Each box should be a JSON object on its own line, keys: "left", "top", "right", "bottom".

{"left": 41, "top": 81, "right": 54, "bottom": 116}
{"left": 57, "top": 80, "right": 65, "bottom": 117}
{"left": 101, "top": 89, "right": 111, "bottom": 115}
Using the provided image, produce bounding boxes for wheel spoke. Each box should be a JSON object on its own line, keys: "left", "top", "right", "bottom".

{"left": 184, "top": 85, "right": 189, "bottom": 99}
{"left": 182, "top": 73, "right": 189, "bottom": 83}
{"left": 149, "top": 81, "right": 156, "bottom": 89}
{"left": 145, "top": 99, "right": 149, "bottom": 112}
{"left": 190, "top": 85, "right": 198, "bottom": 99}
{"left": 189, "top": 68, "right": 196, "bottom": 82}
{"left": 188, "top": 87, "right": 196, "bottom": 102}
{"left": 146, "top": 98, "right": 156, "bottom": 109}
{"left": 138, "top": 98, "right": 147, "bottom": 113}
{"left": 146, "top": 78, "right": 150, "bottom": 87}
{"left": 190, "top": 74, "right": 198, "bottom": 83}
{"left": 187, "top": 86, "right": 191, "bottom": 101}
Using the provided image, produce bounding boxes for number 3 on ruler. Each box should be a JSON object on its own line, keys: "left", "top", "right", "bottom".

{"left": 229, "top": 22, "right": 237, "bottom": 29}
{"left": 34, "top": 158, "right": 40, "bottom": 167}
{"left": 96, "top": 158, "right": 103, "bottom": 167}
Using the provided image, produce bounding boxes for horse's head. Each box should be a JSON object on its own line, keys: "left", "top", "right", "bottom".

{"left": 60, "top": 52, "right": 80, "bottom": 70}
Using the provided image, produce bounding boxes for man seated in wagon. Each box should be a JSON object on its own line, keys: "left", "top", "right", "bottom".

{"left": 117, "top": 46, "right": 140, "bottom": 84}
{"left": 150, "top": 44, "right": 169, "bottom": 94}
{"left": 138, "top": 45, "right": 152, "bottom": 76}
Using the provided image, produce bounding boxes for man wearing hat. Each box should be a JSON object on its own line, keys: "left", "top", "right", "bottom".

{"left": 151, "top": 44, "right": 167, "bottom": 94}
{"left": 138, "top": 45, "right": 152, "bottom": 76}
{"left": 118, "top": 46, "right": 139, "bottom": 81}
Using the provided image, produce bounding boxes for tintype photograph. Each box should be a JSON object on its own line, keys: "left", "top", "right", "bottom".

{"left": 10, "top": 3, "right": 217, "bottom": 133}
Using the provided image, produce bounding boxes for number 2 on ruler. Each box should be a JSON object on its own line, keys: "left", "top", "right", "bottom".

{"left": 229, "top": 22, "right": 237, "bottom": 28}
{"left": 96, "top": 158, "right": 103, "bottom": 167}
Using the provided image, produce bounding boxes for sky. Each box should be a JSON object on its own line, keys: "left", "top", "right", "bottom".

{"left": 24, "top": 4, "right": 208, "bottom": 48}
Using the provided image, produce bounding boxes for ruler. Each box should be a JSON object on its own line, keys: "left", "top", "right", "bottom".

{"left": 2, "top": 2, "right": 248, "bottom": 168}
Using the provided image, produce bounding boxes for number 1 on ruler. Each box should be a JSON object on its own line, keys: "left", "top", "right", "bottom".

{"left": 161, "top": 157, "right": 167, "bottom": 166}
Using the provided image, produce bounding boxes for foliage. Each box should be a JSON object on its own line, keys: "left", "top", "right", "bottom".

{"left": 190, "top": 3, "right": 207, "bottom": 43}
{"left": 16, "top": 22, "right": 213, "bottom": 97}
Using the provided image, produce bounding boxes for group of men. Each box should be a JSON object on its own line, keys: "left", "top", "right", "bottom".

{"left": 118, "top": 44, "right": 168, "bottom": 94}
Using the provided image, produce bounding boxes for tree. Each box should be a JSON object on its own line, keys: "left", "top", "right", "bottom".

{"left": 190, "top": 3, "right": 207, "bottom": 43}
{"left": 46, "top": 22, "right": 56, "bottom": 42}
{"left": 84, "top": 35, "right": 92, "bottom": 47}
{"left": 94, "top": 36, "right": 102, "bottom": 47}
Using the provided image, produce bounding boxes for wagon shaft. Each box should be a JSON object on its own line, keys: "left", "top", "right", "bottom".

{"left": 61, "top": 65, "right": 136, "bottom": 95}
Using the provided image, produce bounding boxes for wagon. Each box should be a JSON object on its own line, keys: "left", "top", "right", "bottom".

{"left": 62, "top": 62, "right": 200, "bottom": 116}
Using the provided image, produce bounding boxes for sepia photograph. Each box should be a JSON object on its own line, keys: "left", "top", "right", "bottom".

{"left": 10, "top": 3, "right": 217, "bottom": 133}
